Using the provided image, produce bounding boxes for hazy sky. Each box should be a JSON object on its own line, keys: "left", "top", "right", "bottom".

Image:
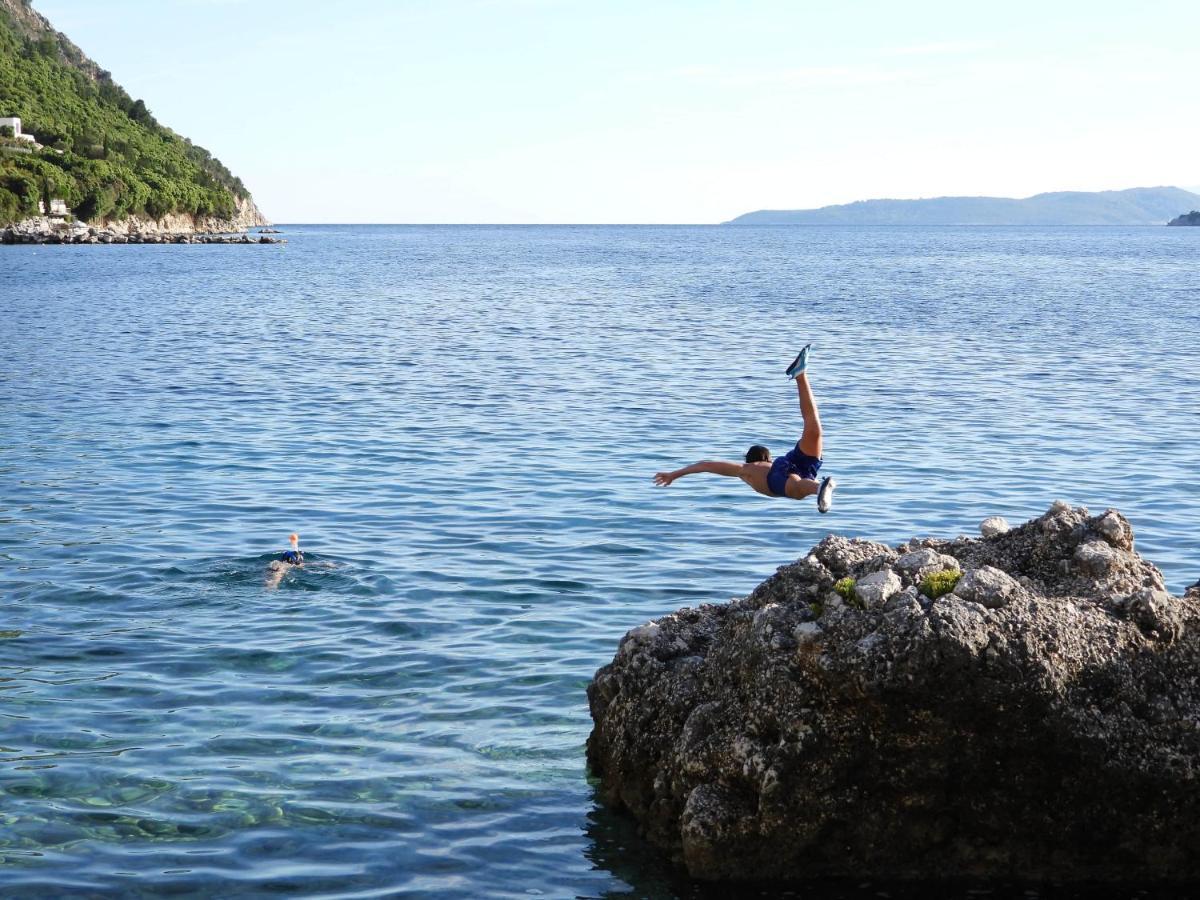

{"left": 36, "top": 0, "right": 1200, "bottom": 223}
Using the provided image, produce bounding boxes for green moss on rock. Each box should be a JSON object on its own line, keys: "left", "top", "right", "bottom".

{"left": 920, "top": 569, "right": 962, "bottom": 599}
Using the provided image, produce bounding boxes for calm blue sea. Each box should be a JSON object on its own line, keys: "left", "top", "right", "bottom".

{"left": 2, "top": 225, "right": 1198, "bottom": 898}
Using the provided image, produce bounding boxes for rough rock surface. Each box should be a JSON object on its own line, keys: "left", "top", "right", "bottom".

{"left": 2, "top": 197, "right": 273, "bottom": 244}
{"left": 979, "top": 515, "right": 1010, "bottom": 537}
{"left": 587, "top": 503, "right": 1200, "bottom": 884}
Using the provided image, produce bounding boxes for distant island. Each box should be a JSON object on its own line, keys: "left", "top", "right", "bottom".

{"left": 0, "top": 0, "right": 267, "bottom": 239}
{"left": 1167, "top": 211, "right": 1200, "bottom": 226}
{"left": 726, "top": 186, "right": 1200, "bottom": 226}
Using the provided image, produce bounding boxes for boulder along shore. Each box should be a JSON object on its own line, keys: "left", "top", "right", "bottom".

{"left": 1, "top": 196, "right": 281, "bottom": 245}
{"left": 587, "top": 502, "right": 1200, "bottom": 885}
{"left": 2, "top": 217, "right": 284, "bottom": 244}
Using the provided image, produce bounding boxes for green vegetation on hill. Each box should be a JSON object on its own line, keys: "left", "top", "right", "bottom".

{"left": 1167, "top": 211, "right": 1200, "bottom": 226}
{"left": 0, "top": 1, "right": 248, "bottom": 224}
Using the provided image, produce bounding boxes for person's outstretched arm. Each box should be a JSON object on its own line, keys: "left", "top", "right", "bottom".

{"left": 654, "top": 460, "right": 743, "bottom": 486}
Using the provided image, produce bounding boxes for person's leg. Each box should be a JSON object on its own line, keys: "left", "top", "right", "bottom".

{"left": 785, "top": 476, "right": 819, "bottom": 499}
{"left": 795, "top": 372, "right": 823, "bottom": 458}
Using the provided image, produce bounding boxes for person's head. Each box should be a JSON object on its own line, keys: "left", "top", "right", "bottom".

{"left": 745, "top": 444, "right": 770, "bottom": 463}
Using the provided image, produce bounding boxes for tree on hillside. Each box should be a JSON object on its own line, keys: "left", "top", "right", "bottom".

{"left": 128, "top": 98, "right": 155, "bottom": 127}
{"left": 31, "top": 33, "right": 58, "bottom": 59}
{"left": 0, "top": 4, "right": 254, "bottom": 225}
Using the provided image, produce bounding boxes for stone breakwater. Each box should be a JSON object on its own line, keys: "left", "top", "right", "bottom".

{"left": 587, "top": 503, "right": 1200, "bottom": 885}
{"left": 1, "top": 196, "right": 278, "bottom": 245}
{"left": 1, "top": 218, "right": 284, "bottom": 244}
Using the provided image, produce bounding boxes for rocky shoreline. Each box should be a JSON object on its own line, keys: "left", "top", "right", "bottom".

{"left": 1, "top": 217, "right": 285, "bottom": 244}
{"left": 588, "top": 503, "right": 1200, "bottom": 886}
{"left": 1, "top": 196, "right": 280, "bottom": 245}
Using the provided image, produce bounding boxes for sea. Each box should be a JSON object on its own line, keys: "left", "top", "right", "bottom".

{"left": 2, "top": 225, "right": 1198, "bottom": 898}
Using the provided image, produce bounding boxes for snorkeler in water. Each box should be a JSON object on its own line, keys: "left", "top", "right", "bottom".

{"left": 265, "top": 533, "right": 304, "bottom": 589}
{"left": 265, "top": 533, "right": 336, "bottom": 589}
{"left": 279, "top": 532, "right": 304, "bottom": 565}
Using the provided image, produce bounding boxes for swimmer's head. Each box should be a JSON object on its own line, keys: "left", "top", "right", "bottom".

{"left": 745, "top": 444, "right": 770, "bottom": 463}
{"left": 280, "top": 533, "right": 304, "bottom": 566}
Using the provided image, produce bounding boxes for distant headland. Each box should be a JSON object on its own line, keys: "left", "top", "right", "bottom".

{"left": 0, "top": 0, "right": 270, "bottom": 243}
{"left": 1167, "top": 210, "right": 1200, "bottom": 226}
{"left": 726, "top": 186, "right": 1200, "bottom": 226}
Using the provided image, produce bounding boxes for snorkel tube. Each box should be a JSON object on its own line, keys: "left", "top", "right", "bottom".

{"left": 281, "top": 532, "right": 303, "bottom": 565}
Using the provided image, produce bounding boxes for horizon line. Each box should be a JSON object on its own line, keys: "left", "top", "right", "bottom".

{"left": 266, "top": 222, "right": 1185, "bottom": 227}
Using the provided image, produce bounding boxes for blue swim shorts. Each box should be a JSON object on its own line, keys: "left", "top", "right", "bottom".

{"left": 767, "top": 445, "right": 823, "bottom": 498}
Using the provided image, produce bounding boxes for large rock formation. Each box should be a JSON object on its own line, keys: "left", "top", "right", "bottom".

{"left": 2, "top": 198, "right": 275, "bottom": 244}
{"left": 587, "top": 503, "right": 1200, "bottom": 884}
{"left": 103, "top": 195, "right": 270, "bottom": 235}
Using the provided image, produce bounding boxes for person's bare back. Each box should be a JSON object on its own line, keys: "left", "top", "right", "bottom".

{"left": 739, "top": 460, "right": 775, "bottom": 497}
{"left": 652, "top": 345, "right": 837, "bottom": 513}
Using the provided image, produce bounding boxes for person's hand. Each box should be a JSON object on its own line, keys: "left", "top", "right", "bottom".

{"left": 653, "top": 471, "right": 676, "bottom": 486}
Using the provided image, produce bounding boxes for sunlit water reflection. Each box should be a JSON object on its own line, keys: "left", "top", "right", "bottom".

{"left": 2, "top": 225, "right": 1198, "bottom": 897}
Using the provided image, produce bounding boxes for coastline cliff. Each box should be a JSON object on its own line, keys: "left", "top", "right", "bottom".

{"left": 1, "top": 195, "right": 272, "bottom": 243}
{"left": 588, "top": 503, "right": 1200, "bottom": 885}
{"left": 0, "top": 0, "right": 268, "bottom": 236}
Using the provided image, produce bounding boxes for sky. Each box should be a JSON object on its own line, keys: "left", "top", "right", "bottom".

{"left": 34, "top": 0, "right": 1200, "bottom": 223}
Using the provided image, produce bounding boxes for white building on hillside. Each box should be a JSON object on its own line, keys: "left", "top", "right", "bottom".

{"left": 37, "top": 198, "right": 70, "bottom": 217}
{"left": 0, "top": 116, "right": 38, "bottom": 144}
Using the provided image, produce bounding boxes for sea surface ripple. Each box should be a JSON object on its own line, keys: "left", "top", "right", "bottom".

{"left": 1, "top": 225, "right": 1198, "bottom": 898}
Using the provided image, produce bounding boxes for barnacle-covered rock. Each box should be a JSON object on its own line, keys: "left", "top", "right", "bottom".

{"left": 587, "top": 504, "right": 1200, "bottom": 884}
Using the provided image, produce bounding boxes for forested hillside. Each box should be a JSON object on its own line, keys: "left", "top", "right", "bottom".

{"left": 0, "top": 0, "right": 253, "bottom": 224}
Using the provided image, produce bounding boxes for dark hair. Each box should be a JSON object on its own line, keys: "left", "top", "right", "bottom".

{"left": 745, "top": 444, "right": 770, "bottom": 463}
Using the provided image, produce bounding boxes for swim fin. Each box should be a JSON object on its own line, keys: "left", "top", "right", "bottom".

{"left": 785, "top": 344, "right": 811, "bottom": 378}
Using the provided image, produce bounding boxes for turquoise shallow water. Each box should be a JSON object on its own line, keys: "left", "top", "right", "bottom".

{"left": 1, "top": 225, "right": 1198, "bottom": 897}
